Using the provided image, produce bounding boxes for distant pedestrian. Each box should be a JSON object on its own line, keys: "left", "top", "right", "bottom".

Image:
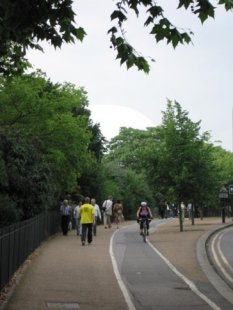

{"left": 60, "top": 199, "right": 72, "bottom": 236}
{"left": 187, "top": 202, "right": 192, "bottom": 220}
{"left": 91, "top": 198, "right": 102, "bottom": 236}
{"left": 73, "top": 201, "right": 82, "bottom": 236}
{"left": 158, "top": 201, "right": 166, "bottom": 219}
{"left": 102, "top": 196, "right": 113, "bottom": 229}
{"left": 171, "top": 203, "right": 177, "bottom": 217}
{"left": 180, "top": 202, "right": 186, "bottom": 222}
{"left": 79, "top": 197, "right": 95, "bottom": 246}
{"left": 165, "top": 202, "right": 170, "bottom": 218}
{"left": 113, "top": 200, "right": 124, "bottom": 229}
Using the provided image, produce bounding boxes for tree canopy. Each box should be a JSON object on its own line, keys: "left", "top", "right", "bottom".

{"left": 0, "top": 0, "right": 232, "bottom": 75}
{"left": 0, "top": 71, "right": 106, "bottom": 224}
{"left": 1, "top": 82, "right": 233, "bottom": 226}
{"left": 154, "top": 101, "right": 217, "bottom": 207}
{"left": 106, "top": 100, "right": 230, "bottom": 221}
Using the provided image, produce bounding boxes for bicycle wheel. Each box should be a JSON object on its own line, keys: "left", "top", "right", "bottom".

{"left": 143, "top": 221, "right": 147, "bottom": 242}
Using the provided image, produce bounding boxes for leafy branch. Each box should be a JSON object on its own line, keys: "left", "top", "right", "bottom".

{"left": 0, "top": 0, "right": 233, "bottom": 75}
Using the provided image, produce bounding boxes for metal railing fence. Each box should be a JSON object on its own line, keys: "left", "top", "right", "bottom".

{"left": 0, "top": 211, "right": 60, "bottom": 291}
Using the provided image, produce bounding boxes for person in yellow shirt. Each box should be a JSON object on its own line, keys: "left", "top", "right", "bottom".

{"left": 79, "top": 197, "right": 95, "bottom": 246}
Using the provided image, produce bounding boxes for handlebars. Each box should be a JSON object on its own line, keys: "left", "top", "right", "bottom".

{"left": 137, "top": 217, "right": 152, "bottom": 223}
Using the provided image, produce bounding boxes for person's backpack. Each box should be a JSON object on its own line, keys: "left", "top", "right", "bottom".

{"left": 139, "top": 206, "right": 149, "bottom": 217}
{"left": 102, "top": 201, "right": 107, "bottom": 212}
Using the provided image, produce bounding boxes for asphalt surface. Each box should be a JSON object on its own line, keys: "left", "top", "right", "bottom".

{"left": 203, "top": 225, "right": 233, "bottom": 295}
{"left": 1, "top": 216, "right": 233, "bottom": 310}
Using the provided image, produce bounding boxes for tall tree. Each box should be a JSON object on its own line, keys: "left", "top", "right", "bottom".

{"left": 0, "top": 71, "right": 93, "bottom": 223}
{"left": 106, "top": 127, "right": 159, "bottom": 214}
{"left": 152, "top": 100, "right": 217, "bottom": 230}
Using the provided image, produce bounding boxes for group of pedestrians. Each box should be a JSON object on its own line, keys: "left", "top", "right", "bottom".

{"left": 73, "top": 198, "right": 102, "bottom": 237}
{"left": 102, "top": 196, "right": 124, "bottom": 229}
{"left": 60, "top": 196, "right": 124, "bottom": 246}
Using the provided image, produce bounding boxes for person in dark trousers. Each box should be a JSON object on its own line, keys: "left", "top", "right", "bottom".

{"left": 60, "top": 199, "right": 72, "bottom": 236}
{"left": 79, "top": 197, "right": 95, "bottom": 246}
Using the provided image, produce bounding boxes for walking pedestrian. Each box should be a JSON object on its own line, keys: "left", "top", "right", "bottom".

{"left": 102, "top": 196, "right": 113, "bottom": 229}
{"left": 79, "top": 197, "right": 95, "bottom": 246}
{"left": 165, "top": 202, "right": 170, "bottom": 218}
{"left": 113, "top": 200, "right": 124, "bottom": 229}
{"left": 73, "top": 201, "right": 82, "bottom": 236}
{"left": 180, "top": 202, "right": 186, "bottom": 222}
{"left": 60, "top": 199, "right": 72, "bottom": 236}
{"left": 158, "top": 201, "right": 166, "bottom": 219}
{"left": 91, "top": 198, "right": 102, "bottom": 236}
{"left": 187, "top": 202, "right": 192, "bottom": 220}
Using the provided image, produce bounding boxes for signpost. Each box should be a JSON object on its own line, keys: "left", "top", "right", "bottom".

{"left": 229, "top": 184, "right": 233, "bottom": 195}
{"left": 219, "top": 186, "right": 228, "bottom": 223}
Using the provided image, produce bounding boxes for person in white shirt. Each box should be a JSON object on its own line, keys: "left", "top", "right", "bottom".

{"left": 180, "top": 202, "right": 186, "bottom": 222}
{"left": 187, "top": 202, "right": 192, "bottom": 220}
{"left": 91, "top": 198, "right": 102, "bottom": 236}
{"left": 73, "top": 201, "right": 82, "bottom": 236}
{"left": 102, "top": 196, "right": 113, "bottom": 229}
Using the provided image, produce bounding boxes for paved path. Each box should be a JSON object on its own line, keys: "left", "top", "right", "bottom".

{"left": 1, "top": 217, "right": 233, "bottom": 310}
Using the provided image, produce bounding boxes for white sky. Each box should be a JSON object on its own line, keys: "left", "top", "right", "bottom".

{"left": 27, "top": 1, "right": 233, "bottom": 151}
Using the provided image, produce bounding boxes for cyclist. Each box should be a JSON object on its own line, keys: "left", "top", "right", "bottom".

{"left": 136, "top": 201, "right": 153, "bottom": 235}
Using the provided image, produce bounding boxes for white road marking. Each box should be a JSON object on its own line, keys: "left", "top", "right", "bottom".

{"left": 109, "top": 229, "right": 136, "bottom": 310}
{"left": 147, "top": 240, "right": 221, "bottom": 310}
{"left": 218, "top": 233, "right": 233, "bottom": 272}
{"left": 211, "top": 228, "right": 233, "bottom": 283}
{"left": 109, "top": 222, "right": 221, "bottom": 310}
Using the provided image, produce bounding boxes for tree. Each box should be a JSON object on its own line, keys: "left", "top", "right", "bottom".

{"left": 101, "top": 161, "right": 154, "bottom": 219}
{"left": 106, "top": 127, "right": 159, "bottom": 216}
{"left": 0, "top": 0, "right": 232, "bottom": 75}
{"left": 87, "top": 122, "right": 107, "bottom": 162}
{"left": 0, "top": 71, "right": 94, "bottom": 223}
{"left": 212, "top": 146, "right": 233, "bottom": 186}
{"left": 74, "top": 120, "right": 107, "bottom": 200}
{"left": 211, "top": 146, "right": 233, "bottom": 215}
{"left": 106, "top": 104, "right": 232, "bottom": 225}
{"left": 109, "top": 0, "right": 233, "bottom": 72}
{"left": 0, "top": 0, "right": 85, "bottom": 76}
{"left": 152, "top": 100, "right": 217, "bottom": 230}
{"left": 107, "top": 127, "right": 159, "bottom": 172}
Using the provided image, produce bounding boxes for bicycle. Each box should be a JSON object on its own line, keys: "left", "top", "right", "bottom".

{"left": 139, "top": 218, "right": 150, "bottom": 242}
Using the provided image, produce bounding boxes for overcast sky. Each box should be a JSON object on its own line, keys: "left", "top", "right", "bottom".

{"left": 27, "top": 1, "right": 233, "bottom": 151}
